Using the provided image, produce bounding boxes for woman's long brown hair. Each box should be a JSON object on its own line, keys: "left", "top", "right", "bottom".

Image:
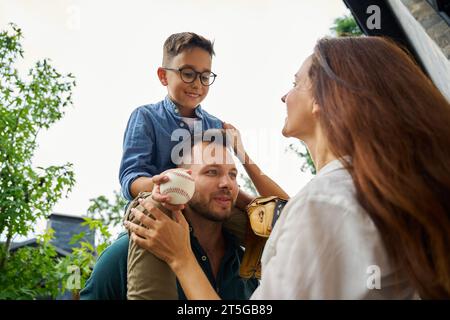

{"left": 309, "top": 36, "right": 450, "bottom": 299}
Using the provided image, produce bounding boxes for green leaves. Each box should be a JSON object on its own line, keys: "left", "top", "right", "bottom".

{"left": 57, "top": 216, "right": 113, "bottom": 297}
{"left": 0, "top": 23, "right": 78, "bottom": 298}
{"left": 287, "top": 142, "right": 316, "bottom": 175}
{"left": 0, "top": 228, "right": 60, "bottom": 299}
{"left": 0, "top": 23, "right": 76, "bottom": 241}
{"left": 0, "top": 23, "right": 24, "bottom": 66}
{"left": 0, "top": 23, "right": 129, "bottom": 300}
{"left": 86, "top": 191, "right": 127, "bottom": 229}
{"left": 330, "top": 14, "right": 363, "bottom": 37}
{"left": 238, "top": 173, "right": 258, "bottom": 197}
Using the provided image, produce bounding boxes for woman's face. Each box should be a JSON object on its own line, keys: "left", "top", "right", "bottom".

{"left": 281, "top": 56, "right": 318, "bottom": 140}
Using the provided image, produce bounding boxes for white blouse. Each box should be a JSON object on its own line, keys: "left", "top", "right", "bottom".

{"left": 251, "top": 158, "right": 417, "bottom": 299}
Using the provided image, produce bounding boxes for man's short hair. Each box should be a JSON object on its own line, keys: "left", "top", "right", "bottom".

{"left": 191, "top": 129, "right": 228, "bottom": 149}
{"left": 177, "top": 129, "right": 233, "bottom": 167}
{"left": 162, "top": 32, "right": 215, "bottom": 66}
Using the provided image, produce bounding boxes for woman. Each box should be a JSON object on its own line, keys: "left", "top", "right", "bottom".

{"left": 125, "top": 36, "right": 450, "bottom": 299}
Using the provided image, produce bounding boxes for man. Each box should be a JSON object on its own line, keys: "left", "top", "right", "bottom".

{"left": 80, "top": 130, "right": 258, "bottom": 300}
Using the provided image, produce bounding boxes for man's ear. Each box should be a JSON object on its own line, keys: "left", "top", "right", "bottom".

{"left": 157, "top": 67, "right": 168, "bottom": 86}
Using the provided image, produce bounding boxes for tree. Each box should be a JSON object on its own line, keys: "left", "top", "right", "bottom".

{"left": 0, "top": 228, "right": 60, "bottom": 299}
{"left": 57, "top": 217, "right": 113, "bottom": 300}
{"left": 330, "top": 14, "right": 363, "bottom": 37}
{"left": 86, "top": 190, "right": 128, "bottom": 229}
{"left": 286, "top": 142, "right": 316, "bottom": 175}
{"left": 0, "top": 23, "right": 76, "bottom": 296}
{"left": 238, "top": 173, "right": 257, "bottom": 197}
{"left": 53, "top": 191, "right": 127, "bottom": 299}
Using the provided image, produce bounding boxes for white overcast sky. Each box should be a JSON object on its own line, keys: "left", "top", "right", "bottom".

{"left": 1, "top": 0, "right": 349, "bottom": 237}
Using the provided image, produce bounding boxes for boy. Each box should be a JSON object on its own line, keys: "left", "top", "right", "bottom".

{"left": 119, "top": 32, "right": 227, "bottom": 300}
{"left": 119, "top": 32, "right": 222, "bottom": 202}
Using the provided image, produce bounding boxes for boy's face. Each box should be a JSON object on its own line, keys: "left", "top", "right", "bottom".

{"left": 158, "top": 47, "right": 212, "bottom": 116}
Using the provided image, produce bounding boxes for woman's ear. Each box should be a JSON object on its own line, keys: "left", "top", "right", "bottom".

{"left": 157, "top": 67, "right": 168, "bottom": 86}
{"left": 312, "top": 99, "right": 320, "bottom": 115}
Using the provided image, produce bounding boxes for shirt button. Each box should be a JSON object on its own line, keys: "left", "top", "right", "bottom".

{"left": 201, "top": 256, "right": 207, "bottom": 261}
{"left": 189, "top": 226, "right": 193, "bottom": 233}
{"left": 180, "top": 122, "right": 184, "bottom": 127}
{"left": 174, "top": 108, "right": 179, "bottom": 113}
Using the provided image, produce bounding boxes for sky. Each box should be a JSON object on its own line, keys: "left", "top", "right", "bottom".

{"left": 1, "top": 0, "right": 350, "bottom": 239}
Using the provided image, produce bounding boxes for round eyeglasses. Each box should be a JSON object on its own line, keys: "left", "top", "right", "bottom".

{"left": 163, "top": 67, "right": 217, "bottom": 86}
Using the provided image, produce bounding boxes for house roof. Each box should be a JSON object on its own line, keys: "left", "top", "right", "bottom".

{"left": 6, "top": 213, "right": 95, "bottom": 256}
{"left": 8, "top": 238, "right": 72, "bottom": 256}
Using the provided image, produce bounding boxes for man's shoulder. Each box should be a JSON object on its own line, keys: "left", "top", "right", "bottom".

{"left": 85, "top": 232, "right": 129, "bottom": 282}
{"left": 101, "top": 232, "right": 129, "bottom": 258}
{"left": 87, "top": 232, "right": 129, "bottom": 276}
{"left": 79, "top": 232, "right": 129, "bottom": 300}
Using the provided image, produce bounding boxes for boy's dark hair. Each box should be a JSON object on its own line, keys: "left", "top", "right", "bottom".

{"left": 162, "top": 32, "right": 215, "bottom": 66}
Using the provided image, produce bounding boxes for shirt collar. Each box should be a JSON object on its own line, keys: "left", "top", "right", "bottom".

{"left": 164, "top": 95, "right": 204, "bottom": 119}
{"left": 187, "top": 222, "right": 240, "bottom": 251}
{"left": 222, "top": 227, "right": 241, "bottom": 249}
{"left": 316, "top": 156, "right": 351, "bottom": 177}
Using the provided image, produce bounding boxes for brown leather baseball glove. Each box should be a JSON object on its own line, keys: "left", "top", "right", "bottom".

{"left": 239, "top": 196, "right": 288, "bottom": 279}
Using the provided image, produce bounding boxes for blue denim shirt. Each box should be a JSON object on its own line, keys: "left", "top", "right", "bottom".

{"left": 119, "top": 96, "right": 223, "bottom": 200}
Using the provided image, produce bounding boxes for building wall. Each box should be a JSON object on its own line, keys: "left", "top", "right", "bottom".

{"left": 388, "top": 0, "right": 450, "bottom": 101}
{"left": 403, "top": 0, "right": 450, "bottom": 58}
{"left": 47, "top": 214, "right": 95, "bottom": 253}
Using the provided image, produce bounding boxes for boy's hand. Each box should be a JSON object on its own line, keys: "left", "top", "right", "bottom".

{"left": 150, "top": 168, "right": 193, "bottom": 212}
{"left": 223, "top": 122, "right": 247, "bottom": 163}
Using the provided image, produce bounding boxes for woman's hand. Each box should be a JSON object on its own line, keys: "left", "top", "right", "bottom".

{"left": 124, "top": 199, "right": 194, "bottom": 271}
{"left": 150, "top": 168, "right": 192, "bottom": 212}
{"left": 223, "top": 122, "right": 247, "bottom": 163}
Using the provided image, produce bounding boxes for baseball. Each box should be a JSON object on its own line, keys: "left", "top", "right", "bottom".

{"left": 159, "top": 169, "right": 195, "bottom": 205}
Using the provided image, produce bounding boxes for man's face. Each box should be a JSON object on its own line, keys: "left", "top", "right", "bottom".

{"left": 160, "top": 47, "right": 212, "bottom": 115}
{"left": 187, "top": 143, "right": 239, "bottom": 222}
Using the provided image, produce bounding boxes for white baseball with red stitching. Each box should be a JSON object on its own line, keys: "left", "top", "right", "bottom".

{"left": 160, "top": 169, "right": 195, "bottom": 205}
